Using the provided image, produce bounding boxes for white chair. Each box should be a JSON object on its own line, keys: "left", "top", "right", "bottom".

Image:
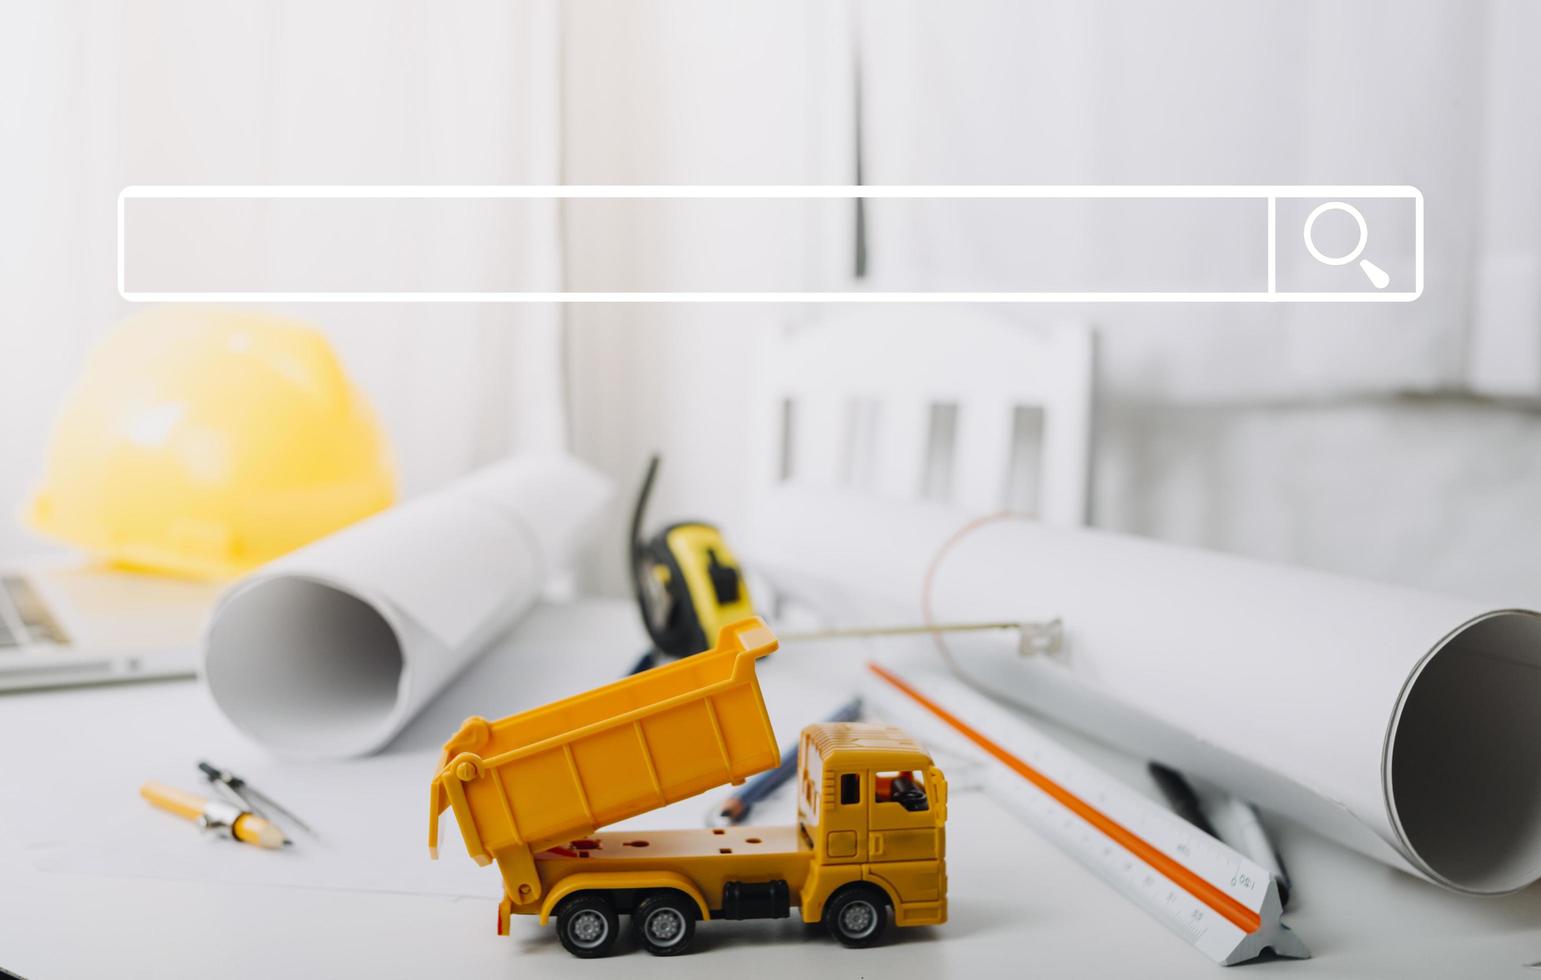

{"left": 750, "top": 309, "right": 1096, "bottom": 525}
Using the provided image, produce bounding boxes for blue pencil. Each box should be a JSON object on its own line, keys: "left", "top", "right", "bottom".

{"left": 716, "top": 697, "right": 862, "bottom": 824}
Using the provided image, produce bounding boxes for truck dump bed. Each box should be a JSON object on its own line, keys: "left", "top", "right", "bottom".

{"left": 430, "top": 617, "right": 781, "bottom": 901}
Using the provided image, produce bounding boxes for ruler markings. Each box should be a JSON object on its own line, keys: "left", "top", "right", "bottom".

{"left": 868, "top": 660, "right": 1262, "bottom": 934}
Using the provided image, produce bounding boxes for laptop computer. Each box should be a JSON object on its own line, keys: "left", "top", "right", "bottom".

{"left": 0, "top": 558, "right": 220, "bottom": 691}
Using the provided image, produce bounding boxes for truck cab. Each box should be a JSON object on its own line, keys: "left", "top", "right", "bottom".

{"left": 796, "top": 723, "right": 949, "bottom": 935}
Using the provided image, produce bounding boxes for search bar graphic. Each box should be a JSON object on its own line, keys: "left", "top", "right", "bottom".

{"left": 118, "top": 185, "right": 1422, "bottom": 303}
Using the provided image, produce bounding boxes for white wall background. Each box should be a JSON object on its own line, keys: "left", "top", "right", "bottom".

{"left": 3, "top": 0, "right": 1540, "bottom": 604}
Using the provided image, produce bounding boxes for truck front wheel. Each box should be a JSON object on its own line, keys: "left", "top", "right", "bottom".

{"left": 555, "top": 892, "right": 620, "bottom": 958}
{"left": 633, "top": 891, "right": 698, "bottom": 956}
{"left": 822, "top": 884, "right": 891, "bottom": 948}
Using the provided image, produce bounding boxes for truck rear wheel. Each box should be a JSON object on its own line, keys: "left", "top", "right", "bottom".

{"left": 555, "top": 892, "right": 620, "bottom": 958}
{"left": 823, "top": 884, "right": 891, "bottom": 948}
{"left": 633, "top": 891, "right": 697, "bottom": 956}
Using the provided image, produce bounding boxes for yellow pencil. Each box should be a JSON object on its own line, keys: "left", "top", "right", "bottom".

{"left": 140, "top": 781, "right": 287, "bottom": 849}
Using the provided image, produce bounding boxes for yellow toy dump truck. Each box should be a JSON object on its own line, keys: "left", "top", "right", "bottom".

{"left": 429, "top": 617, "right": 948, "bottom": 957}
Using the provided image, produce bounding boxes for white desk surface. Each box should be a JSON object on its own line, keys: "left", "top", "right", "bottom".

{"left": 2, "top": 599, "right": 1539, "bottom": 979}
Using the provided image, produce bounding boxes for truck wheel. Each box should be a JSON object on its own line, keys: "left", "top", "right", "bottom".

{"left": 555, "top": 892, "right": 620, "bottom": 958}
{"left": 822, "top": 884, "right": 890, "bottom": 948}
{"left": 633, "top": 891, "right": 697, "bottom": 956}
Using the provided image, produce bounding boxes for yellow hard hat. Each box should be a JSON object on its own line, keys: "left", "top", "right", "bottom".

{"left": 27, "top": 307, "right": 395, "bottom": 580}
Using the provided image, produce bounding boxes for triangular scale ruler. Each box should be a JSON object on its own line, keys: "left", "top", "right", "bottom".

{"left": 864, "top": 659, "right": 1308, "bottom": 966}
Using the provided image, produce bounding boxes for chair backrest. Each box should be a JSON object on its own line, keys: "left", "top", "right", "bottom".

{"left": 751, "top": 309, "right": 1095, "bottom": 524}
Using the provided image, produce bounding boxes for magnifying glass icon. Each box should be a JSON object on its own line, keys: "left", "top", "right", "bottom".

{"left": 1303, "top": 201, "right": 1390, "bottom": 289}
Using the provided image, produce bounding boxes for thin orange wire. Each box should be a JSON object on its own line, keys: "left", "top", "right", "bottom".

{"left": 919, "top": 511, "right": 1028, "bottom": 677}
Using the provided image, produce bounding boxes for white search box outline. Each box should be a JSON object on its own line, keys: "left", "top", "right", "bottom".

{"left": 117, "top": 184, "right": 1423, "bottom": 303}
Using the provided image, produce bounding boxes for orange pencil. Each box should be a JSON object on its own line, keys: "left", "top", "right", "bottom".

{"left": 140, "top": 781, "right": 287, "bottom": 849}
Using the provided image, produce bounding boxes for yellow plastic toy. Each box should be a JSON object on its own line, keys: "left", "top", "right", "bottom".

{"left": 28, "top": 307, "right": 395, "bottom": 580}
{"left": 429, "top": 617, "right": 948, "bottom": 957}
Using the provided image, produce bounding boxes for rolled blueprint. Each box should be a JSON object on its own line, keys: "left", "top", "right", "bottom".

{"left": 203, "top": 454, "right": 611, "bottom": 760}
{"left": 749, "top": 486, "right": 1541, "bottom": 895}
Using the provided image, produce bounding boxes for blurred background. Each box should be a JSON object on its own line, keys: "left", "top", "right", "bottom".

{"left": 4, "top": 0, "right": 1540, "bottom": 602}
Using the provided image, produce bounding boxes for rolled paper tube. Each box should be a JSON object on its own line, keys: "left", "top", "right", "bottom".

{"left": 748, "top": 485, "right": 1541, "bottom": 896}
{"left": 203, "top": 454, "right": 611, "bottom": 760}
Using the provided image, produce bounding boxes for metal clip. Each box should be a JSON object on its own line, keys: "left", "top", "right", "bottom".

{"left": 195, "top": 798, "right": 246, "bottom": 840}
{"left": 1017, "top": 618, "right": 1063, "bottom": 657}
{"left": 199, "top": 761, "right": 314, "bottom": 839}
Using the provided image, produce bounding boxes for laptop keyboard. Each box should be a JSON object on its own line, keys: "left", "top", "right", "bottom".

{"left": 0, "top": 575, "right": 71, "bottom": 650}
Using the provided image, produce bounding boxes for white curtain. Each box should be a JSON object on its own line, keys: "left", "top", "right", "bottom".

{"left": 857, "top": 0, "right": 1541, "bottom": 402}
{"left": 0, "top": 0, "right": 565, "bottom": 558}
{"left": 559, "top": 0, "right": 851, "bottom": 594}
{"left": 1468, "top": 0, "right": 1541, "bottom": 395}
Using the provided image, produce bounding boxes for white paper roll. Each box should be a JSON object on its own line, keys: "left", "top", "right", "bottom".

{"left": 750, "top": 486, "right": 1541, "bottom": 895}
{"left": 203, "top": 454, "right": 611, "bottom": 760}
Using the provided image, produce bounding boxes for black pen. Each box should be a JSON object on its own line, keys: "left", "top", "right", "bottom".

{"left": 1147, "top": 761, "right": 1218, "bottom": 837}
{"left": 1148, "top": 762, "right": 1292, "bottom": 907}
{"left": 1208, "top": 795, "right": 1293, "bottom": 907}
